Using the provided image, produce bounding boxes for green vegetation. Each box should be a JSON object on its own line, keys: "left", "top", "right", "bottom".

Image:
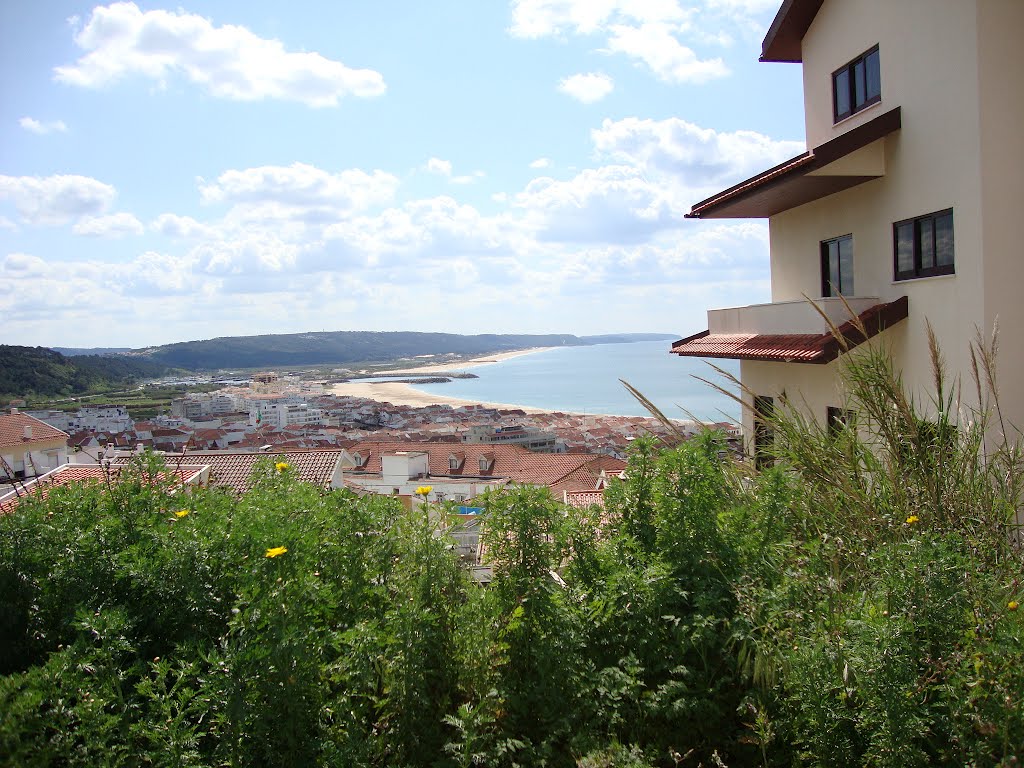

{"left": 0, "top": 346, "right": 170, "bottom": 400}
{"left": 1, "top": 339, "right": 1021, "bottom": 766}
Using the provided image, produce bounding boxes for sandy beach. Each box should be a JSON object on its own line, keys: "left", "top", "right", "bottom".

{"left": 329, "top": 348, "right": 554, "bottom": 411}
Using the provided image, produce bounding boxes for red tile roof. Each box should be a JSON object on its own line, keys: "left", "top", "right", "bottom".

{"left": 0, "top": 412, "right": 68, "bottom": 449}
{"left": 0, "top": 464, "right": 207, "bottom": 513}
{"left": 672, "top": 296, "right": 908, "bottom": 364}
{"left": 345, "top": 441, "right": 626, "bottom": 492}
{"left": 179, "top": 449, "right": 346, "bottom": 494}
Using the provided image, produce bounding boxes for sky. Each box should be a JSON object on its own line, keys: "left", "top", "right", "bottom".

{"left": 0, "top": 0, "right": 807, "bottom": 349}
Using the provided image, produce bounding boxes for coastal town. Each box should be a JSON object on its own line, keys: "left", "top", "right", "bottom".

{"left": 0, "top": 354, "right": 740, "bottom": 513}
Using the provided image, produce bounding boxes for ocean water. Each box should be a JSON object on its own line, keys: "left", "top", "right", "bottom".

{"left": 411, "top": 340, "right": 741, "bottom": 422}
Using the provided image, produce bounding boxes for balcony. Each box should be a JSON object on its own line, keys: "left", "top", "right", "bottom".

{"left": 672, "top": 295, "right": 908, "bottom": 364}
{"left": 708, "top": 296, "right": 886, "bottom": 335}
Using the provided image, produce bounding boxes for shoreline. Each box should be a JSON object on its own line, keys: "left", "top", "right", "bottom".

{"left": 330, "top": 347, "right": 556, "bottom": 412}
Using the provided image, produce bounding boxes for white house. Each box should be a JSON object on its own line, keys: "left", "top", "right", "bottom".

{"left": 673, "top": 0, "right": 1024, "bottom": 460}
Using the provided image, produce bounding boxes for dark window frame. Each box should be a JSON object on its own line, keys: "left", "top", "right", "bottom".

{"left": 893, "top": 209, "right": 955, "bottom": 281}
{"left": 820, "top": 233, "right": 854, "bottom": 297}
{"left": 753, "top": 395, "right": 775, "bottom": 470}
{"left": 833, "top": 46, "right": 881, "bottom": 122}
{"left": 827, "top": 406, "right": 855, "bottom": 438}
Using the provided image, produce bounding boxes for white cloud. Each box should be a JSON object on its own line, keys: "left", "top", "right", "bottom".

{"left": 198, "top": 163, "right": 399, "bottom": 236}
{"left": 510, "top": 0, "right": 690, "bottom": 38}
{"left": 515, "top": 165, "right": 681, "bottom": 243}
{"left": 19, "top": 117, "right": 68, "bottom": 135}
{"left": 451, "top": 171, "right": 485, "bottom": 185}
{"left": 509, "top": 0, "right": 778, "bottom": 84}
{"left": 605, "top": 23, "right": 727, "bottom": 83}
{"left": 425, "top": 157, "right": 453, "bottom": 176}
{"left": 0, "top": 174, "right": 116, "bottom": 226}
{"left": 73, "top": 212, "right": 145, "bottom": 238}
{"left": 529, "top": 157, "right": 551, "bottom": 169}
{"left": 54, "top": 2, "right": 386, "bottom": 108}
{"left": 558, "top": 72, "right": 614, "bottom": 103}
{"left": 592, "top": 115, "right": 803, "bottom": 195}
{"left": 151, "top": 213, "right": 218, "bottom": 239}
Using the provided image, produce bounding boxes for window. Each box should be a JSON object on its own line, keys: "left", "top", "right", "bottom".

{"left": 821, "top": 234, "right": 854, "bottom": 297}
{"left": 894, "top": 209, "right": 954, "bottom": 281}
{"left": 449, "top": 456, "right": 459, "bottom": 471}
{"left": 753, "top": 395, "right": 774, "bottom": 470}
{"left": 833, "top": 46, "right": 881, "bottom": 122}
{"left": 827, "top": 407, "right": 855, "bottom": 438}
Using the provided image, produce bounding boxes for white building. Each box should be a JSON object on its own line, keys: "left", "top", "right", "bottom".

{"left": 673, "top": 0, "right": 1024, "bottom": 458}
{"left": 342, "top": 451, "right": 506, "bottom": 503}
{"left": 250, "top": 401, "right": 325, "bottom": 429}
{"left": 462, "top": 423, "right": 564, "bottom": 453}
{"left": 74, "top": 405, "right": 133, "bottom": 434}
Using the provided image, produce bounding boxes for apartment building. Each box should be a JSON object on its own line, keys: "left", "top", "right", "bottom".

{"left": 673, "top": 0, "right": 1024, "bottom": 457}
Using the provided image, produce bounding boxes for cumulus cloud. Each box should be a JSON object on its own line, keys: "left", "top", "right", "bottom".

{"left": 529, "top": 157, "right": 551, "bottom": 169}
{"left": 604, "top": 23, "right": 727, "bottom": 83}
{"left": 558, "top": 72, "right": 614, "bottom": 103}
{"left": 510, "top": 0, "right": 690, "bottom": 38}
{"left": 195, "top": 163, "right": 399, "bottom": 239}
{"left": 55, "top": 2, "right": 386, "bottom": 107}
{"left": 0, "top": 174, "right": 116, "bottom": 226}
{"left": 151, "top": 213, "right": 218, "bottom": 239}
{"left": 200, "top": 163, "right": 398, "bottom": 211}
{"left": 73, "top": 212, "right": 145, "bottom": 238}
{"left": 19, "top": 117, "right": 68, "bottom": 135}
{"left": 515, "top": 166, "right": 682, "bottom": 244}
{"left": 508, "top": 0, "right": 781, "bottom": 84}
{"left": 591, "top": 116, "right": 804, "bottom": 196}
{"left": 424, "top": 157, "right": 453, "bottom": 176}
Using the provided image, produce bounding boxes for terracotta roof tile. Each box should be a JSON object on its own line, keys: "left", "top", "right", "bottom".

{"left": 346, "top": 441, "right": 625, "bottom": 491}
{"left": 672, "top": 296, "right": 908, "bottom": 364}
{"left": 0, "top": 463, "right": 206, "bottom": 513}
{"left": 0, "top": 412, "right": 68, "bottom": 448}
{"left": 180, "top": 449, "right": 346, "bottom": 495}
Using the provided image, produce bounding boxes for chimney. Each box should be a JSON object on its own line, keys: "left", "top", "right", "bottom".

{"left": 23, "top": 425, "right": 33, "bottom": 439}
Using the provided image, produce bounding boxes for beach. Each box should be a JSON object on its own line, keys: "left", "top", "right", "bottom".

{"left": 329, "top": 348, "right": 554, "bottom": 412}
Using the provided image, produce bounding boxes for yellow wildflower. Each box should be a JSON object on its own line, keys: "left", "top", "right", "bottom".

{"left": 174, "top": 510, "right": 189, "bottom": 518}
{"left": 415, "top": 485, "right": 433, "bottom": 497}
{"left": 1009, "top": 601, "right": 1019, "bottom": 612}
{"left": 275, "top": 461, "right": 290, "bottom": 472}
{"left": 905, "top": 515, "right": 919, "bottom": 525}
{"left": 265, "top": 546, "right": 288, "bottom": 558}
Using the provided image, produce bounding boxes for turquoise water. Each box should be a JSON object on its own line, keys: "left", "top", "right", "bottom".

{"left": 411, "top": 340, "right": 740, "bottom": 421}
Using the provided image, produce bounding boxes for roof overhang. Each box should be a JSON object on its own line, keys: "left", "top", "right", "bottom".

{"left": 761, "top": 0, "right": 824, "bottom": 63}
{"left": 671, "top": 295, "right": 908, "bottom": 364}
{"left": 686, "top": 107, "right": 900, "bottom": 219}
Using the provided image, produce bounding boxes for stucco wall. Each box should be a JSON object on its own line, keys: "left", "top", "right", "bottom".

{"left": 761, "top": 0, "right": 995, "bottom": 423}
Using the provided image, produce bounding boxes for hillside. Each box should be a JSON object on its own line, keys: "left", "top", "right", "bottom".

{"left": 0, "top": 346, "right": 170, "bottom": 399}
{"left": 127, "top": 330, "right": 677, "bottom": 370}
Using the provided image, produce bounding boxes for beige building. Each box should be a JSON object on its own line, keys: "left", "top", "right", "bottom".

{"left": 0, "top": 410, "right": 69, "bottom": 482}
{"left": 673, "top": 0, "right": 1024, "bottom": 459}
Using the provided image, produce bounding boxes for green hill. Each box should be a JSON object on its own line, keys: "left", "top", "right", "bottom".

{"left": 129, "top": 330, "right": 675, "bottom": 370}
{"left": 0, "top": 346, "right": 170, "bottom": 399}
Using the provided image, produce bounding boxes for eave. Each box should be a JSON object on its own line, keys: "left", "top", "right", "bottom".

{"left": 671, "top": 296, "right": 908, "bottom": 364}
{"left": 760, "top": 0, "right": 824, "bottom": 63}
{"left": 687, "top": 107, "right": 901, "bottom": 219}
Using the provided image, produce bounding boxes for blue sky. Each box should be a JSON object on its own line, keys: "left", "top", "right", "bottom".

{"left": 1, "top": 0, "right": 805, "bottom": 348}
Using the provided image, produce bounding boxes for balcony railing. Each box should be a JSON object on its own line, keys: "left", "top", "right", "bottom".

{"left": 707, "top": 297, "right": 884, "bottom": 336}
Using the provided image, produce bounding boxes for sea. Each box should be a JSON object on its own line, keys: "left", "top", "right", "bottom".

{"left": 409, "top": 340, "right": 741, "bottom": 422}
